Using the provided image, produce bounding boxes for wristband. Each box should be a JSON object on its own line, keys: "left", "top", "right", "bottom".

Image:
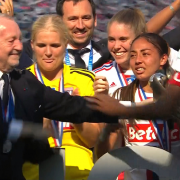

{"left": 169, "top": 4, "right": 175, "bottom": 13}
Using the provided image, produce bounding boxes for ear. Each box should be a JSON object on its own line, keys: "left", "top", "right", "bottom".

{"left": 160, "top": 54, "right": 168, "bottom": 66}
{"left": 94, "top": 14, "right": 97, "bottom": 27}
{"left": 31, "top": 40, "right": 34, "bottom": 51}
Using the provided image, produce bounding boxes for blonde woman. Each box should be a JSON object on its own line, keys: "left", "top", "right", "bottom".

{"left": 23, "top": 15, "right": 102, "bottom": 180}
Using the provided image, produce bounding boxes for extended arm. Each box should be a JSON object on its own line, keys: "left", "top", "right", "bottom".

{"left": 146, "top": 0, "right": 180, "bottom": 34}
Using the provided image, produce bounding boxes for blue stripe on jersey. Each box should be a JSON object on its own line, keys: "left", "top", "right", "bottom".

{"left": 93, "top": 62, "right": 113, "bottom": 73}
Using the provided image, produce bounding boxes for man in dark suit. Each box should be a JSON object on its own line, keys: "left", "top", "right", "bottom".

{"left": 0, "top": 14, "right": 117, "bottom": 180}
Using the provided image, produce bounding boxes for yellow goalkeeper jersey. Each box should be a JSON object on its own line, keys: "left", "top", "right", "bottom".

{"left": 23, "top": 64, "right": 95, "bottom": 180}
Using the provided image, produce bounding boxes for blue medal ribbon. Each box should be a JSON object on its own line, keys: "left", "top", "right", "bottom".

{"left": 139, "top": 85, "right": 170, "bottom": 151}
{"left": 115, "top": 62, "right": 135, "bottom": 87}
{"left": 65, "top": 45, "right": 93, "bottom": 71}
{"left": 35, "top": 64, "right": 63, "bottom": 147}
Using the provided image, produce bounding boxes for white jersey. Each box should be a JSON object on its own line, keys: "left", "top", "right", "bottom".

{"left": 124, "top": 87, "right": 180, "bottom": 180}
{"left": 93, "top": 48, "right": 180, "bottom": 96}
{"left": 169, "top": 48, "right": 180, "bottom": 72}
{"left": 93, "top": 61, "right": 135, "bottom": 96}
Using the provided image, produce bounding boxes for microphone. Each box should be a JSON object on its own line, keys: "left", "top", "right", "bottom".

{"left": 149, "top": 70, "right": 167, "bottom": 101}
{"left": 149, "top": 70, "right": 174, "bottom": 130}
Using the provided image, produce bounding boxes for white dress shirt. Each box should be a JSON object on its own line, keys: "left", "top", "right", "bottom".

{"left": 0, "top": 71, "right": 5, "bottom": 100}
{"left": 64, "top": 41, "right": 101, "bottom": 68}
{"left": 0, "top": 71, "right": 23, "bottom": 142}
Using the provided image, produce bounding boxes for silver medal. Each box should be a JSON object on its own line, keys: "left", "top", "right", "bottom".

{"left": 3, "top": 140, "right": 12, "bottom": 153}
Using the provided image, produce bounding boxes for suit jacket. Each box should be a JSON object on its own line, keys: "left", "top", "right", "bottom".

{"left": 18, "top": 40, "right": 111, "bottom": 70}
{"left": 0, "top": 69, "right": 117, "bottom": 180}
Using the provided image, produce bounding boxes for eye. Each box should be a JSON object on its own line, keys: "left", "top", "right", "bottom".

{"left": 83, "top": 15, "right": 91, "bottom": 20}
{"left": 120, "top": 37, "right": 128, "bottom": 42}
{"left": 51, "top": 44, "right": 61, "bottom": 48}
{"left": 130, "top": 54, "right": 136, "bottom": 58}
{"left": 36, "top": 44, "right": 46, "bottom": 48}
{"left": 143, "top": 53, "right": 149, "bottom": 56}
{"left": 108, "top": 38, "right": 115, "bottom": 42}
{"left": 68, "top": 16, "right": 77, "bottom": 21}
{"left": 8, "top": 39, "right": 14, "bottom": 43}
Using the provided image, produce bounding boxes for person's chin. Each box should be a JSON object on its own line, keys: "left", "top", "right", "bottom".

{"left": 9, "top": 60, "right": 19, "bottom": 68}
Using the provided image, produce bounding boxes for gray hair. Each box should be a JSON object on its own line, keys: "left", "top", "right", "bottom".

{"left": 0, "top": 14, "right": 14, "bottom": 23}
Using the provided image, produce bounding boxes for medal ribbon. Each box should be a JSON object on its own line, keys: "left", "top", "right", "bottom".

{"left": 138, "top": 85, "right": 170, "bottom": 151}
{"left": 65, "top": 45, "right": 93, "bottom": 71}
{"left": 34, "top": 64, "right": 63, "bottom": 147}
{"left": 115, "top": 62, "right": 131, "bottom": 87}
{"left": 2, "top": 89, "right": 15, "bottom": 123}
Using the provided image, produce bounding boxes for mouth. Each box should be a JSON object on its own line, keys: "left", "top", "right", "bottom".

{"left": 135, "top": 67, "right": 145, "bottom": 74}
{"left": 10, "top": 54, "right": 20, "bottom": 56}
{"left": 113, "top": 51, "right": 126, "bottom": 58}
{"left": 43, "top": 59, "right": 54, "bottom": 63}
{"left": 74, "top": 31, "right": 87, "bottom": 37}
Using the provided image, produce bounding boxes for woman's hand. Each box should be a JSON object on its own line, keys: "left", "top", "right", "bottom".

{"left": 43, "top": 118, "right": 54, "bottom": 137}
{"left": 93, "top": 76, "right": 109, "bottom": 94}
{"left": 72, "top": 88, "right": 80, "bottom": 96}
{"left": 0, "top": 0, "right": 14, "bottom": 16}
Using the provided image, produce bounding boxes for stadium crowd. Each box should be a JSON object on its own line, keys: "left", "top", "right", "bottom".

{"left": 1, "top": 0, "right": 180, "bottom": 180}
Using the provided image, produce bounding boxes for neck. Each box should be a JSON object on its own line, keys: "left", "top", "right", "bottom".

{"left": 139, "top": 81, "right": 153, "bottom": 93}
{"left": 69, "top": 41, "right": 90, "bottom": 50}
{"left": 38, "top": 65, "right": 63, "bottom": 81}
{"left": 118, "top": 62, "right": 131, "bottom": 71}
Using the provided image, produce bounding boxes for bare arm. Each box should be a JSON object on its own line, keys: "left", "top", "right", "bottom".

{"left": 94, "top": 123, "right": 123, "bottom": 161}
{"left": 146, "top": 0, "right": 180, "bottom": 34}
{"left": 86, "top": 84, "right": 180, "bottom": 120}
{"left": 73, "top": 123, "right": 104, "bottom": 148}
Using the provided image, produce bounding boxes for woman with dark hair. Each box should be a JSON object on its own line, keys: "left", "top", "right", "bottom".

{"left": 95, "top": 33, "right": 180, "bottom": 180}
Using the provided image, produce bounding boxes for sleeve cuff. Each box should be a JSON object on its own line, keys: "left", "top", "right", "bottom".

{"left": 7, "top": 119, "right": 23, "bottom": 141}
{"left": 119, "top": 101, "right": 132, "bottom": 107}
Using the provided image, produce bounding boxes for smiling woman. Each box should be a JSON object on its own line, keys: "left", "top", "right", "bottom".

{"left": 93, "top": 8, "right": 146, "bottom": 96}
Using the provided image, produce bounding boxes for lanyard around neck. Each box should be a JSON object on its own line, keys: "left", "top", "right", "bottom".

{"left": 65, "top": 45, "right": 93, "bottom": 71}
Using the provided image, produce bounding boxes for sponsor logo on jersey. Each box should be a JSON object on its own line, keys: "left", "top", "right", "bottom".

{"left": 173, "top": 72, "right": 180, "bottom": 82}
{"left": 127, "top": 123, "right": 179, "bottom": 143}
{"left": 110, "top": 82, "right": 116, "bottom": 88}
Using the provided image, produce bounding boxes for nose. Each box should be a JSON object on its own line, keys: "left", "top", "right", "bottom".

{"left": 113, "top": 41, "right": 121, "bottom": 51}
{"left": 14, "top": 39, "right": 23, "bottom": 52}
{"left": 45, "top": 46, "right": 52, "bottom": 57}
{"left": 76, "top": 19, "right": 85, "bottom": 29}
{"left": 135, "top": 54, "right": 143, "bottom": 64}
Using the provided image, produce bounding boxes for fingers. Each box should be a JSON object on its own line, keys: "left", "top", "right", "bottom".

{"left": 0, "top": 0, "right": 13, "bottom": 16}
{"left": 86, "top": 103, "right": 102, "bottom": 111}
{"left": 85, "top": 96, "right": 101, "bottom": 104}
{"left": 72, "top": 88, "right": 80, "bottom": 96}
{"left": 94, "top": 76, "right": 109, "bottom": 94}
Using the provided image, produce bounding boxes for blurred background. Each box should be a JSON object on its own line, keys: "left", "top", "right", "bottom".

{"left": 13, "top": 0, "right": 180, "bottom": 41}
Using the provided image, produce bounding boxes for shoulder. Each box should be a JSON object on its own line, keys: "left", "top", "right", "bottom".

{"left": 93, "top": 60, "right": 114, "bottom": 73}
{"left": 10, "top": 68, "right": 37, "bottom": 81}
{"left": 67, "top": 65, "right": 95, "bottom": 82}
{"left": 26, "top": 64, "right": 35, "bottom": 72}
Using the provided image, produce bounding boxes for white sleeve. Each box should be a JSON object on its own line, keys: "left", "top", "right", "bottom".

{"left": 119, "top": 101, "right": 132, "bottom": 107}
{"left": 7, "top": 119, "right": 23, "bottom": 141}
{"left": 168, "top": 48, "right": 180, "bottom": 72}
{"left": 114, "top": 88, "right": 132, "bottom": 106}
